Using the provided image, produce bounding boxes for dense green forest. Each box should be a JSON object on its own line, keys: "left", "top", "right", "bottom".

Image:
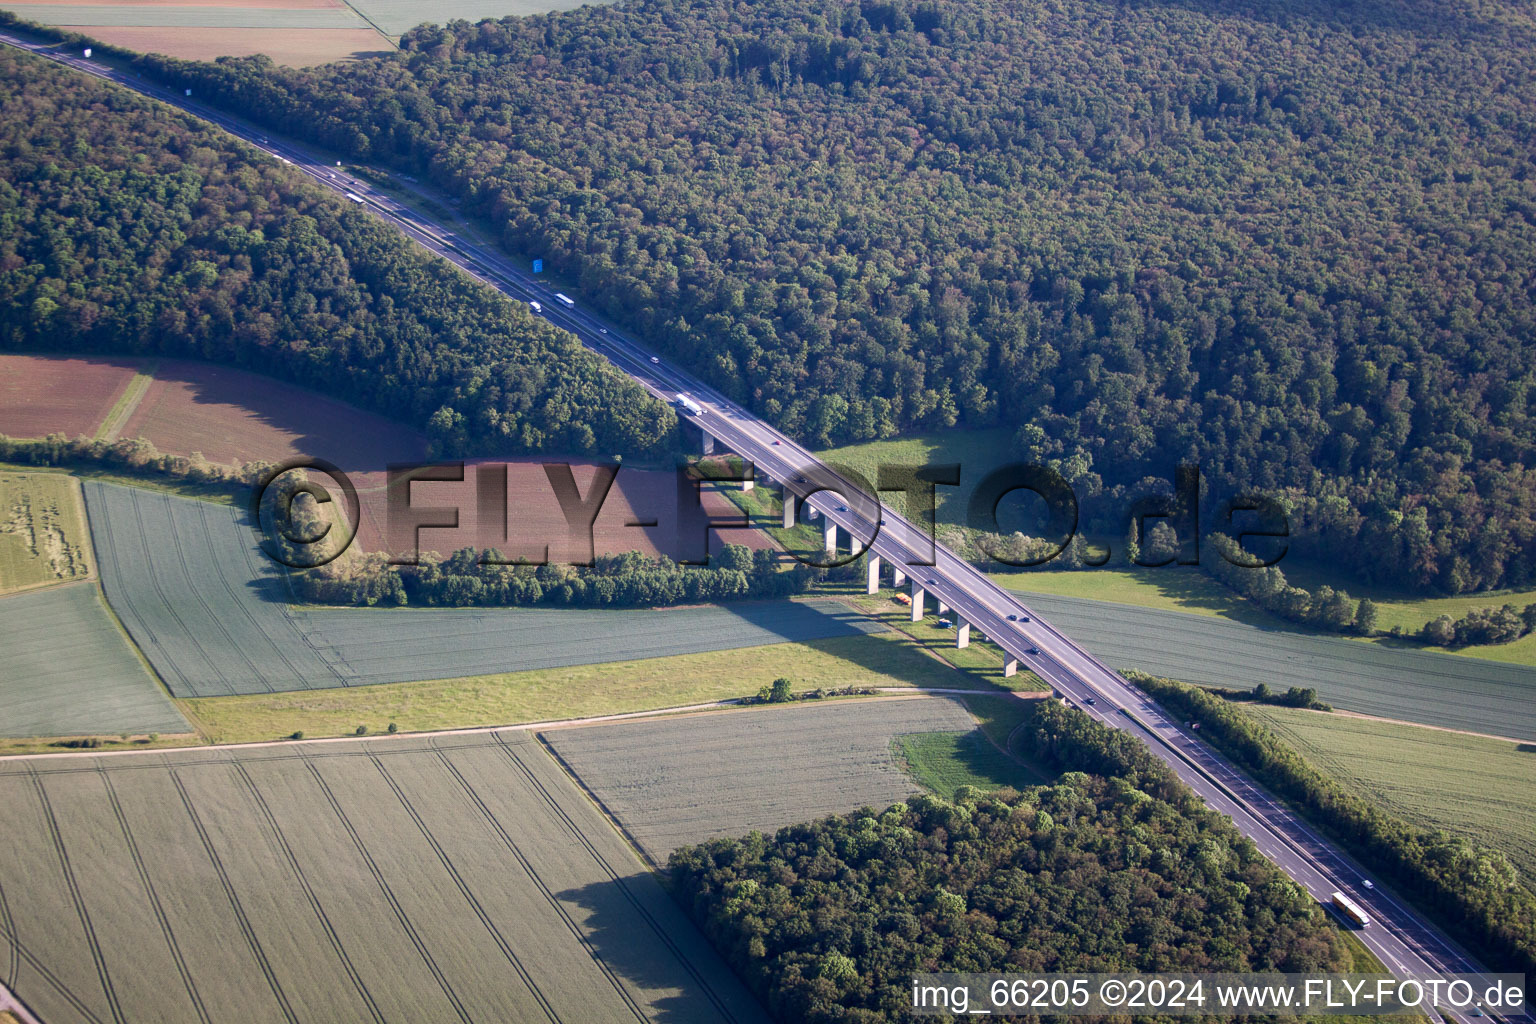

{"left": 1131, "top": 673, "right": 1536, "bottom": 977}
{"left": 114, "top": 0, "right": 1536, "bottom": 593}
{"left": 0, "top": 48, "right": 673, "bottom": 457}
{"left": 671, "top": 700, "right": 1349, "bottom": 1022}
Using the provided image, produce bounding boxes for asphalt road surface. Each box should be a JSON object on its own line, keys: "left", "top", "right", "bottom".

{"left": 3, "top": 30, "right": 1523, "bottom": 1018}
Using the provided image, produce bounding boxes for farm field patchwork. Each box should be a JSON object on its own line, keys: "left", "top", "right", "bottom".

{"left": 1246, "top": 705, "right": 1536, "bottom": 893}
{"left": 0, "top": 731, "right": 768, "bottom": 1024}
{"left": 0, "top": 472, "right": 90, "bottom": 594}
{"left": 1018, "top": 591, "right": 1536, "bottom": 741}
{"left": 83, "top": 480, "right": 879, "bottom": 698}
{"left": 0, "top": 582, "right": 189, "bottom": 737}
{"left": 542, "top": 695, "right": 988, "bottom": 865}
{"left": 181, "top": 628, "right": 972, "bottom": 743}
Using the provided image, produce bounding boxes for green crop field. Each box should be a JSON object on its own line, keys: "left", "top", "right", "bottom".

{"left": 1017, "top": 591, "right": 1536, "bottom": 741}
{"left": 180, "top": 627, "right": 974, "bottom": 743}
{"left": 543, "top": 695, "right": 984, "bottom": 865}
{"left": 1246, "top": 706, "right": 1536, "bottom": 892}
{"left": 0, "top": 472, "right": 91, "bottom": 595}
{"left": 83, "top": 480, "right": 881, "bottom": 698}
{"left": 0, "top": 732, "right": 768, "bottom": 1024}
{"left": 0, "top": 582, "right": 190, "bottom": 738}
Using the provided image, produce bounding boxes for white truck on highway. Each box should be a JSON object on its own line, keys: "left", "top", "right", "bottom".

{"left": 528, "top": 300, "right": 542, "bottom": 314}
{"left": 1330, "top": 891, "right": 1371, "bottom": 928}
{"left": 674, "top": 393, "right": 705, "bottom": 417}
{"left": 554, "top": 293, "right": 575, "bottom": 308}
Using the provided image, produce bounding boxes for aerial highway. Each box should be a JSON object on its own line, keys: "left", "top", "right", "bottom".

{"left": 1, "top": 29, "right": 1516, "bottom": 1013}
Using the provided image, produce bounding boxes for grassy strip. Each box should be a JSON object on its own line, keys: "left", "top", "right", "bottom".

{"left": 179, "top": 629, "right": 971, "bottom": 743}
{"left": 92, "top": 361, "right": 156, "bottom": 442}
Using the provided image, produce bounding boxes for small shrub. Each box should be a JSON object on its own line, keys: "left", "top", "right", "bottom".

{"left": 290, "top": 730, "right": 304, "bottom": 740}
{"left": 387, "top": 722, "right": 398, "bottom": 733}
{"left": 355, "top": 725, "right": 368, "bottom": 736}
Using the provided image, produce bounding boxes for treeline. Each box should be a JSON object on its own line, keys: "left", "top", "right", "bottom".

{"left": 1420, "top": 605, "right": 1536, "bottom": 648}
{"left": 0, "top": 47, "right": 673, "bottom": 459}
{"left": 101, "top": 0, "right": 1536, "bottom": 593}
{"left": 1130, "top": 673, "right": 1536, "bottom": 977}
{"left": 670, "top": 699, "right": 1349, "bottom": 1022}
{"left": 297, "top": 543, "right": 814, "bottom": 608}
{"left": 0, "top": 432, "right": 269, "bottom": 489}
{"left": 1205, "top": 533, "right": 1378, "bottom": 634}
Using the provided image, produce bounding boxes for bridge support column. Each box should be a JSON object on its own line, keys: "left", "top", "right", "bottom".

{"left": 701, "top": 429, "right": 715, "bottom": 455}
{"left": 782, "top": 493, "right": 796, "bottom": 530}
{"left": 742, "top": 476, "right": 753, "bottom": 492}
{"left": 824, "top": 519, "right": 837, "bottom": 555}
{"left": 937, "top": 598, "right": 949, "bottom": 615}
{"left": 866, "top": 555, "right": 881, "bottom": 594}
{"left": 1003, "top": 658, "right": 1019, "bottom": 678}
{"left": 911, "top": 583, "right": 925, "bottom": 621}
{"left": 956, "top": 617, "right": 970, "bottom": 649}
{"left": 892, "top": 567, "right": 906, "bottom": 588}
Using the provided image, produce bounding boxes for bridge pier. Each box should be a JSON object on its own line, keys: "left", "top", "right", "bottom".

{"left": 892, "top": 567, "right": 906, "bottom": 588}
{"left": 700, "top": 428, "right": 715, "bottom": 456}
{"left": 911, "top": 583, "right": 925, "bottom": 621}
{"left": 956, "top": 617, "right": 970, "bottom": 649}
{"left": 742, "top": 476, "right": 753, "bottom": 492}
{"left": 1003, "top": 658, "right": 1019, "bottom": 678}
{"left": 866, "top": 555, "right": 881, "bottom": 594}
{"left": 824, "top": 519, "right": 837, "bottom": 555}
{"left": 937, "top": 598, "right": 949, "bottom": 616}
{"left": 782, "top": 493, "right": 796, "bottom": 530}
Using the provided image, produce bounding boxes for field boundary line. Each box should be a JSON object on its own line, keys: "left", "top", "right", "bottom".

{"left": 0, "top": 690, "right": 1012, "bottom": 764}
{"left": 535, "top": 731, "right": 660, "bottom": 871}
{"left": 167, "top": 768, "right": 299, "bottom": 1024}
{"left": 93, "top": 362, "right": 156, "bottom": 443}
{"left": 492, "top": 733, "right": 748, "bottom": 1024}
{"left": 329, "top": 0, "right": 397, "bottom": 49}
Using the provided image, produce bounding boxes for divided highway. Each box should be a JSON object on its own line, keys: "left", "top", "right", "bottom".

{"left": 2, "top": 30, "right": 1514, "bottom": 1011}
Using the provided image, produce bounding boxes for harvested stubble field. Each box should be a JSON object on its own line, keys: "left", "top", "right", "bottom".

{"left": 0, "top": 353, "right": 140, "bottom": 440}
{"left": 1019, "top": 591, "right": 1536, "bottom": 741}
{"left": 0, "top": 582, "right": 189, "bottom": 737}
{"left": 0, "top": 731, "right": 767, "bottom": 1024}
{"left": 83, "top": 480, "right": 876, "bottom": 697}
{"left": 1247, "top": 705, "right": 1536, "bottom": 893}
{"left": 542, "top": 695, "right": 992, "bottom": 865}
{"left": 0, "top": 472, "right": 90, "bottom": 594}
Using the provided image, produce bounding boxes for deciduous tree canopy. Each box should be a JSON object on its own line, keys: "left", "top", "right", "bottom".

{"left": 122, "top": 0, "right": 1536, "bottom": 592}
{"left": 0, "top": 48, "right": 674, "bottom": 458}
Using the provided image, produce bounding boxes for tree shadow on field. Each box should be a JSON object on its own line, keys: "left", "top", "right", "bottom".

{"left": 555, "top": 874, "right": 768, "bottom": 1024}
{"left": 1519, "top": 743, "right": 1536, "bottom": 754}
